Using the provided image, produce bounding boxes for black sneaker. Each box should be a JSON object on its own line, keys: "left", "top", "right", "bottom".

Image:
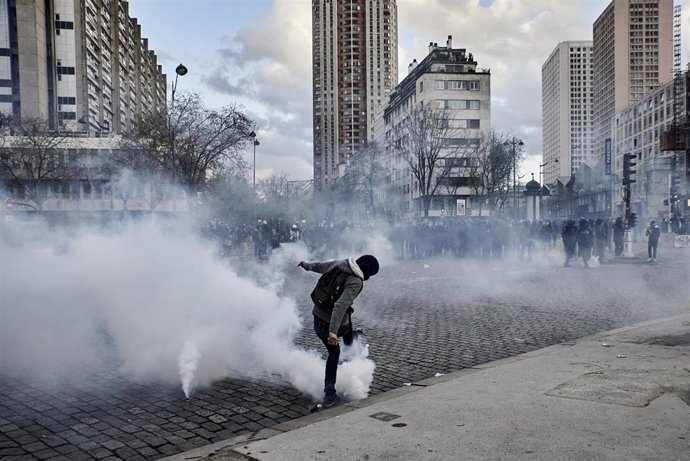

{"left": 322, "top": 394, "right": 341, "bottom": 408}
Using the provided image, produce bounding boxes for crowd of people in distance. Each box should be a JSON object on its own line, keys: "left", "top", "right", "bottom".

{"left": 203, "top": 214, "right": 685, "bottom": 264}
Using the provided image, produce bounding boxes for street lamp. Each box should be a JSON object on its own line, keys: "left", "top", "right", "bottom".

{"left": 536, "top": 159, "right": 558, "bottom": 218}
{"left": 249, "top": 131, "right": 260, "bottom": 222}
{"left": 170, "top": 64, "right": 188, "bottom": 183}
{"left": 539, "top": 158, "right": 559, "bottom": 185}
{"left": 504, "top": 137, "right": 524, "bottom": 219}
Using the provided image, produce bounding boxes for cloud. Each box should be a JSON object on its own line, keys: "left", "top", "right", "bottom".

{"left": 203, "top": 72, "right": 247, "bottom": 96}
{"left": 201, "top": 0, "right": 314, "bottom": 180}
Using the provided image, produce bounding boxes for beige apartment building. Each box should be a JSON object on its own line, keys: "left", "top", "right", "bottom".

{"left": 541, "top": 41, "right": 593, "bottom": 186}
{"left": 377, "top": 37, "right": 491, "bottom": 219}
{"left": 592, "top": 0, "right": 673, "bottom": 160}
{"left": 312, "top": 0, "right": 398, "bottom": 191}
{"left": 0, "top": 0, "right": 166, "bottom": 134}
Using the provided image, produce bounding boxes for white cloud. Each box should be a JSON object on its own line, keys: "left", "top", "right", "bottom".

{"left": 202, "top": 0, "right": 313, "bottom": 181}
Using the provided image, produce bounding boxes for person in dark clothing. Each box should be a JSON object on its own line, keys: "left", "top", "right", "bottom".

{"left": 645, "top": 221, "right": 661, "bottom": 262}
{"left": 577, "top": 219, "right": 594, "bottom": 268}
{"left": 561, "top": 220, "right": 578, "bottom": 267}
{"left": 298, "top": 255, "right": 379, "bottom": 407}
{"left": 612, "top": 218, "right": 624, "bottom": 257}
{"left": 594, "top": 218, "right": 609, "bottom": 264}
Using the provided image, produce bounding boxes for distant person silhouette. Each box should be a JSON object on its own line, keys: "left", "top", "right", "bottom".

{"left": 646, "top": 221, "right": 661, "bottom": 262}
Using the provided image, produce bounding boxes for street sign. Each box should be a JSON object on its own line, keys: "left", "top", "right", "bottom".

{"left": 605, "top": 139, "right": 611, "bottom": 175}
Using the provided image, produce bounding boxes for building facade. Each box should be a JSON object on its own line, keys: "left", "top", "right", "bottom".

{"left": 592, "top": 0, "right": 673, "bottom": 161}
{"left": 541, "top": 41, "right": 593, "bottom": 186}
{"left": 377, "top": 37, "right": 491, "bottom": 219}
{"left": 0, "top": 0, "right": 166, "bottom": 134}
{"left": 613, "top": 72, "right": 688, "bottom": 221}
{"left": 312, "top": 0, "right": 398, "bottom": 191}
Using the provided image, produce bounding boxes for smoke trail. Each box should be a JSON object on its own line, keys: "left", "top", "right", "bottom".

{"left": 0, "top": 217, "right": 375, "bottom": 401}
{"left": 178, "top": 340, "right": 201, "bottom": 398}
{"left": 338, "top": 339, "right": 375, "bottom": 400}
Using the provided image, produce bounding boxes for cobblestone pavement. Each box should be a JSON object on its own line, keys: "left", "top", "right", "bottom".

{"left": 1, "top": 247, "right": 688, "bottom": 460}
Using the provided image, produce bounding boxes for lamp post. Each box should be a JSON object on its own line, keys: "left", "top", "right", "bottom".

{"left": 504, "top": 137, "right": 524, "bottom": 219}
{"left": 170, "top": 64, "right": 188, "bottom": 185}
{"left": 249, "top": 131, "right": 260, "bottom": 222}
{"left": 536, "top": 159, "right": 558, "bottom": 219}
{"left": 539, "top": 158, "right": 559, "bottom": 186}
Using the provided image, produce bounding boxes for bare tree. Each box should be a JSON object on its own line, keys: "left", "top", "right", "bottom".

{"left": 121, "top": 92, "right": 253, "bottom": 193}
{"left": 392, "top": 103, "right": 468, "bottom": 217}
{"left": 465, "top": 130, "right": 514, "bottom": 216}
{"left": 173, "top": 93, "right": 253, "bottom": 189}
{"left": 0, "top": 118, "right": 79, "bottom": 212}
{"left": 346, "top": 143, "right": 385, "bottom": 216}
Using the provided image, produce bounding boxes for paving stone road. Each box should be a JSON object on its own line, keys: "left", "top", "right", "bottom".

{"left": 1, "top": 247, "right": 688, "bottom": 460}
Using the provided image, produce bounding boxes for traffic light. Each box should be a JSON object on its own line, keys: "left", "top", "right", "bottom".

{"left": 629, "top": 212, "right": 638, "bottom": 228}
{"left": 623, "top": 153, "right": 637, "bottom": 186}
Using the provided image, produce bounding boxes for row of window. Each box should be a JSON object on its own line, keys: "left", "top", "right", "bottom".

{"left": 443, "top": 138, "right": 481, "bottom": 147}
{"left": 57, "top": 66, "right": 76, "bottom": 75}
{"left": 444, "top": 99, "right": 481, "bottom": 110}
{"left": 58, "top": 111, "right": 77, "bottom": 120}
{"left": 436, "top": 176, "right": 480, "bottom": 187}
{"left": 444, "top": 157, "right": 473, "bottom": 167}
{"left": 58, "top": 96, "right": 76, "bottom": 105}
{"left": 10, "top": 180, "right": 162, "bottom": 201}
{"left": 55, "top": 21, "right": 74, "bottom": 30}
{"left": 435, "top": 80, "right": 480, "bottom": 91}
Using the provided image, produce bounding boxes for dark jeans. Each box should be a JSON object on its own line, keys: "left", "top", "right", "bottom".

{"left": 614, "top": 239, "right": 623, "bottom": 257}
{"left": 648, "top": 240, "right": 658, "bottom": 259}
{"left": 314, "top": 316, "right": 353, "bottom": 397}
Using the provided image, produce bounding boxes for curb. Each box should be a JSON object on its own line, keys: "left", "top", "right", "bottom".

{"left": 160, "top": 313, "right": 690, "bottom": 461}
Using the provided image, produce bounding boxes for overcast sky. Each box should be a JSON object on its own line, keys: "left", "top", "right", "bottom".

{"left": 128, "top": 0, "right": 690, "bottom": 183}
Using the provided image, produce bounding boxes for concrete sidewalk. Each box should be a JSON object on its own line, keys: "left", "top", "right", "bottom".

{"left": 164, "top": 314, "right": 690, "bottom": 461}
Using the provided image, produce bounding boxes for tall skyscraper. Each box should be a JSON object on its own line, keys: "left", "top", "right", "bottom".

{"left": 592, "top": 0, "right": 673, "bottom": 159}
{"left": 0, "top": 0, "right": 166, "bottom": 134}
{"left": 541, "top": 41, "right": 593, "bottom": 186}
{"left": 312, "top": 0, "right": 398, "bottom": 191}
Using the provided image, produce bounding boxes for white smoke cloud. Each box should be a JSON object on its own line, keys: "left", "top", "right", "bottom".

{"left": 0, "top": 216, "right": 375, "bottom": 402}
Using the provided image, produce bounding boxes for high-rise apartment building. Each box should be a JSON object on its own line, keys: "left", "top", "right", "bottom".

{"left": 592, "top": 0, "right": 673, "bottom": 159}
{"left": 312, "top": 0, "right": 398, "bottom": 190}
{"left": 0, "top": 0, "right": 166, "bottom": 134}
{"left": 541, "top": 41, "right": 593, "bottom": 186}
